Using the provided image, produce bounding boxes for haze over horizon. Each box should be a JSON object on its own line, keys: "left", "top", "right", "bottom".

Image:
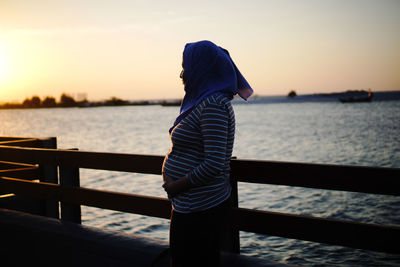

{"left": 1, "top": 0, "right": 399, "bottom": 102}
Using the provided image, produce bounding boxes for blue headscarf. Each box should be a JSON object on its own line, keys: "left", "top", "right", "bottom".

{"left": 172, "top": 40, "right": 253, "bottom": 129}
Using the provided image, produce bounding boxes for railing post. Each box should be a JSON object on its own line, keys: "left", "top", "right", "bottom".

{"left": 39, "top": 137, "right": 59, "bottom": 219}
{"left": 59, "top": 153, "right": 81, "bottom": 224}
{"left": 222, "top": 158, "right": 240, "bottom": 253}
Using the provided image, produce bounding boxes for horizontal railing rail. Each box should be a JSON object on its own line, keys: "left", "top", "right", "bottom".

{"left": 230, "top": 159, "right": 400, "bottom": 196}
{"left": 232, "top": 207, "right": 400, "bottom": 254}
{"left": 0, "top": 145, "right": 164, "bottom": 174}
{"left": 0, "top": 144, "right": 399, "bottom": 254}
{"left": 0, "top": 161, "right": 40, "bottom": 181}
{"left": 0, "top": 138, "right": 47, "bottom": 148}
{"left": 0, "top": 160, "right": 37, "bottom": 169}
{"left": 0, "top": 176, "right": 171, "bottom": 218}
{"left": 0, "top": 167, "right": 39, "bottom": 181}
{"left": 0, "top": 136, "right": 35, "bottom": 141}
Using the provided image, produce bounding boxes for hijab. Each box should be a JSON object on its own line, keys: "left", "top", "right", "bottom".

{"left": 172, "top": 40, "right": 253, "bottom": 129}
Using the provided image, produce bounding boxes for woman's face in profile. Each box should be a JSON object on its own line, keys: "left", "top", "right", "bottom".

{"left": 180, "top": 69, "right": 185, "bottom": 85}
{"left": 180, "top": 60, "right": 186, "bottom": 85}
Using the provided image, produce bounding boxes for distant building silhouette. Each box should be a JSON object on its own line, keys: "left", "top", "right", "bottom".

{"left": 60, "top": 94, "right": 77, "bottom": 107}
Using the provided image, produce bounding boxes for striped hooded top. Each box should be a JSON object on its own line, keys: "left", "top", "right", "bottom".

{"left": 162, "top": 40, "right": 252, "bottom": 213}
{"left": 162, "top": 94, "right": 235, "bottom": 212}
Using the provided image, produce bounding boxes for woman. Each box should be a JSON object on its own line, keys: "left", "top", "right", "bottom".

{"left": 162, "top": 40, "right": 253, "bottom": 267}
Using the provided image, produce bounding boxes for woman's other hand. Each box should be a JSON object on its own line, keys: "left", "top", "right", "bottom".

{"left": 163, "top": 174, "right": 175, "bottom": 184}
{"left": 162, "top": 174, "right": 192, "bottom": 196}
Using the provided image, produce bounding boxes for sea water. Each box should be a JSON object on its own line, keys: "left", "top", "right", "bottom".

{"left": 1, "top": 99, "right": 399, "bottom": 266}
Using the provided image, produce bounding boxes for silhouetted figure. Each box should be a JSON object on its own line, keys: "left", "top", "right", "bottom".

{"left": 162, "top": 40, "right": 253, "bottom": 267}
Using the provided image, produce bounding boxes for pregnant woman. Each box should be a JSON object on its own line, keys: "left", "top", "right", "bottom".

{"left": 162, "top": 40, "right": 253, "bottom": 267}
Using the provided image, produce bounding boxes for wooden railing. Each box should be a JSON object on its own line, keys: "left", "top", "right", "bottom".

{"left": 0, "top": 138, "right": 399, "bottom": 255}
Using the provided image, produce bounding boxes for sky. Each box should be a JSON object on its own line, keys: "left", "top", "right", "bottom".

{"left": 0, "top": 0, "right": 399, "bottom": 102}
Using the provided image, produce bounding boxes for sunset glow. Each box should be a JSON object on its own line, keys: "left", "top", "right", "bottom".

{"left": 0, "top": 44, "right": 8, "bottom": 81}
{"left": 0, "top": 0, "right": 399, "bottom": 103}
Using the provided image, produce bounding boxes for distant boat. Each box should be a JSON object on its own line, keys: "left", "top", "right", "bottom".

{"left": 339, "top": 89, "right": 373, "bottom": 103}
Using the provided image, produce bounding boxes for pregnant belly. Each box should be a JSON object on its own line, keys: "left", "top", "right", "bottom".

{"left": 162, "top": 153, "right": 199, "bottom": 179}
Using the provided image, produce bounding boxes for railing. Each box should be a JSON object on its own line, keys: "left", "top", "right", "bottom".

{"left": 0, "top": 137, "right": 399, "bottom": 255}
{"left": 0, "top": 137, "right": 59, "bottom": 219}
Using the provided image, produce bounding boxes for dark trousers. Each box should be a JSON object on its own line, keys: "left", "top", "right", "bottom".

{"left": 169, "top": 199, "right": 230, "bottom": 267}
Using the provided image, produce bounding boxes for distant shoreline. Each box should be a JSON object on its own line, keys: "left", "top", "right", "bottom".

{"left": 1, "top": 90, "right": 399, "bottom": 110}
{"left": 234, "top": 90, "right": 400, "bottom": 104}
{"left": 0, "top": 94, "right": 182, "bottom": 110}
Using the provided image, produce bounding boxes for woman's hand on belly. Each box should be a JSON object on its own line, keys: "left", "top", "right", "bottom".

{"left": 162, "top": 174, "right": 192, "bottom": 197}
